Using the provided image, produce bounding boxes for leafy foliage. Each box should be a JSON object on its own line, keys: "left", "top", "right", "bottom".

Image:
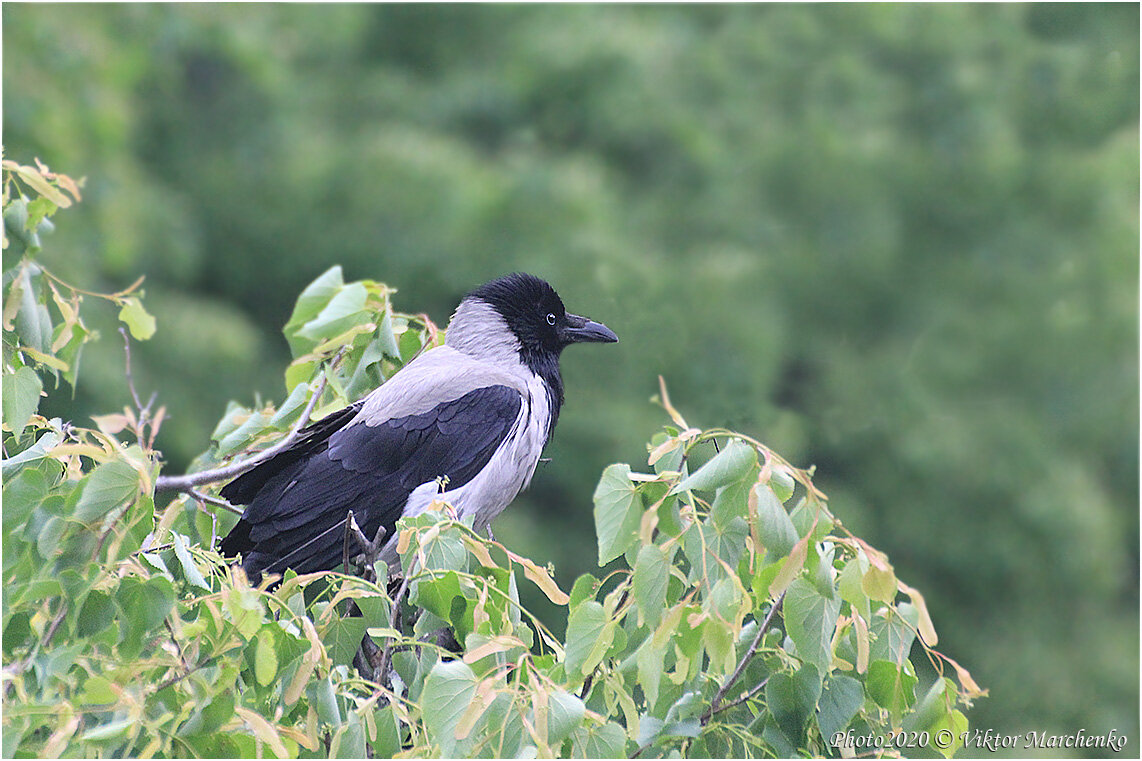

{"left": 3, "top": 175, "right": 981, "bottom": 757}
{"left": 4, "top": 8, "right": 1135, "bottom": 746}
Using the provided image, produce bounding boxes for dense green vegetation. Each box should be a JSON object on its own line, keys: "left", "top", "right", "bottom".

{"left": 1, "top": 192, "right": 983, "bottom": 755}
{"left": 3, "top": 3, "right": 1137, "bottom": 756}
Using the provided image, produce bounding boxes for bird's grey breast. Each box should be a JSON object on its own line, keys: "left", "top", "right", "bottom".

{"left": 382, "top": 368, "right": 551, "bottom": 554}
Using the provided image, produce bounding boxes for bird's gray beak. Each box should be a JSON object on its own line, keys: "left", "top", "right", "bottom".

{"left": 561, "top": 312, "right": 618, "bottom": 344}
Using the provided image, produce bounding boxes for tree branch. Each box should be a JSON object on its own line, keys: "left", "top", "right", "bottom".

{"left": 154, "top": 348, "right": 346, "bottom": 493}
{"left": 187, "top": 487, "right": 243, "bottom": 515}
{"left": 701, "top": 591, "right": 785, "bottom": 725}
{"left": 377, "top": 568, "right": 413, "bottom": 684}
{"left": 706, "top": 674, "right": 771, "bottom": 719}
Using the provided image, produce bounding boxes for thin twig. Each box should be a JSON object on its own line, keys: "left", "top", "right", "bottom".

{"left": 707, "top": 674, "right": 771, "bottom": 718}
{"left": 120, "top": 327, "right": 147, "bottom": 414}
{"left": 701, "top": 591, "right": 785, "bottom": 725}
{"left": 164, "top": 618, "right": 192, "bottom": 675}
{"left": 155, "top": 347, "right": 346, "bottom": 493}
{"left": 188, "top": 488, "right": 243, "bottom": 516}
{"left": 153, "top": 655, "right": 220, "bottom": 693}
{"left": 343, "top": 511, "right": 356, "bottom": 585}
{"left": 121, "top": 327, "right": 159, "bottom": 448}
{"left": 6, "top": 601, "right": 69, "bottom": 681}
{"left": 377, "top": 569, "right": 413, "bottom": 683}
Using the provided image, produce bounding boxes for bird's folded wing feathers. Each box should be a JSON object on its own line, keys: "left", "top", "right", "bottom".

{"left": 219, "top": 398, "right": 366, "bottom": 505}
{"left": 221, "top": 383, "right": 524, "bottom": 574}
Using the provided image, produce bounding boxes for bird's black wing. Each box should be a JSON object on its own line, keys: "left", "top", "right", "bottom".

{"left": 220, "top": 385, "right": 522, "bottom": 579}
{"left": 219, "top": 398, "right": 367, "bottom": 506}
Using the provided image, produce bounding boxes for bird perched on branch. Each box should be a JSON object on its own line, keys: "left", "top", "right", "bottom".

{"left": 219, "top": 273, "right": 617, "bottom": 583}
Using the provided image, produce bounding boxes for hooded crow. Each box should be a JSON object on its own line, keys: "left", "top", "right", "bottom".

{"left": 219, "top": 273, "right": 617, "bottom": 582}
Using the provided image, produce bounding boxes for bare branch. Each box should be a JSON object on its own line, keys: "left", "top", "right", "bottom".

{"left": 155, "top": 347, "right": 346, "bottom": 493}
{"left": 5, "top": 601, "right": 69, "bottom": 683}
{"left": 707, "top": 674, "right": 772, "bottom": 719}
{"left": 188, "top": 488, "right": 243, "bottom": 516}
{"left": 701, "top": 591, "right": 785, "bottom": 725}
{"left": 120, "top": 327, "right": 147, "bottom": 414}
{"left": 377, "top": 568, "right": 413, "bottom": 683}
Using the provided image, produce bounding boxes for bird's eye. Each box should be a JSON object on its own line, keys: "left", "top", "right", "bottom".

{"left": 546, "top": 312, "right": 556, "bottom": 326}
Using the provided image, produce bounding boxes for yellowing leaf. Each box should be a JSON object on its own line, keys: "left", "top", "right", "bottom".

{"left": 504, "top": 548, "right": 569, "bottom": 605}
{"left": 942, "top": 652, "right": 989, "bottom": 699}
{"left": 462, "top": 534, "right": 496, "bottom": 567}
{"left": 898, "top": 580, "right": 938, "bottom": 647}
{"left": 769, "top": 530, "right": 810, "bottom": 598}
{"left": 235, "top": 706, "right": 290, "bottom": 758}
{"left": 853, "top": 611, "right": 870, "bottom": 673}
{"left": 862, "top": 561, "right": 897, "bottom": 604}
{"left": 255, "top": 628, "right": 278, "bottom": 686}
{"left": 118, "top": 296, "right": 156, "bottom": 340}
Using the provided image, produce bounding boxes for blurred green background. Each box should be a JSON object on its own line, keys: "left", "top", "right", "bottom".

{"left": 4, "top": 3, "right": 1137, "bottom": 756}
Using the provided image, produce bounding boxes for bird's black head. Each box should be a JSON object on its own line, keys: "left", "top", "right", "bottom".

{"left": 468, "top": 273, "right": 618, "bottom": 360}
{"left": 465, "top": 273, "right": 617, "bottom": 421}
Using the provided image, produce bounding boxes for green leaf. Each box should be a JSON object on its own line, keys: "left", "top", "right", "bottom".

{"left": 421, "top": 659, "right": 478, "bottom": 757}
{"left": 710, "top": 465, "right": 756, "bottom": 529}
{"left": 2, "top": 463, "right": 52, "bottom": 531}
{"left": 568, "top": 573, "right": 600, "bottom": 610}
{"left": 215, "top": 409, "right": 271, "bottom": 458}
{"left": 866, "top": 659, "right": 918, "bottom": 719}
{"left": 15, "top": 266, "right": 52, "bottom": 354}
{"left": 570, "top": 720, "right": 627, "bottom": 758}
{"left": 783, "top": 577, "right": 841, "bottom": 671}
{"left": 838, "top": 557, "right": 871, "bottom": 622}
{"left": 3, "top": 366, "right": 42, "bottom": 435}
{"left": 284, "top": 265, "right": 344, "bottom": 354}
{"left": 930, "top": 709, "right": 968, "bottom": 759}
{"left": 323, "top": 615, "right": 370, "bottom": 667}
{"left": 399, "top": 325, "right": 424, "bottom": 362}
{"left": 671, "top": 439, "right": 756, "bottom": 494}
{"left": 768, "top": 467, "right": 796, "bottom": 502}
{"left": 1, "top": 429, "right": 61, "bottom": 476}
{"left": 817, "top": 675, "right": 864, "bottom": 739}
{"left": 370, "top": 705, "right": 402, "bottom": 757}
{"left": 344, "top": 337, "right": 387, "bottom": 401}
{"left": 684, "top": 515, "right": 748, "bottom": 585}
{"left": 546, "top": 691, "right": 586, "bottom": 746}
{"left": 74, "top": 460, "right": 139, "bottom": 523}
{"left": 418, "top": 525, "right": 468, "bottom": 574}
{"left": 267, "top": 381, "right": 311, "bottom": 429}
{"left": 376, "top": 306, "right": 401, "bottom": 359}
{"left": 592, "top": 464, "right": 641, "bottom": 566}
{"left": 636, "top": 637, "right": 666, "bottom": 708}
{"left": 330, "top": 707, "right": 366, "bottom": 758}
{"left": 765, "top": 665, "right": 821, "bottom": 742}
{"left": 223, "top": 584, "right": 264, "bottom": 640}
{"left": 254, "top": 627, "right": 278, "bottom": 686}
{"left": 905, "top": 676, "right": 956, "bottom": 735}
{"left": 311, "top": 676, "right": 342, "bottom": 727}
{"left": 564, "top": 601, "right": 611, "bottom": 678}
{"left": 753, "top": 483, "right": 798, "bottom": 559}
{"left": 869, "top": 604, "right": 919, "bottom": 664}
{"left": 632, "top": 544, "right": 670, "bottom": 627}
{"left": 297, "top": 282, "right": 368, "bottom": 342}
{"left": 118, "top": 296, "right": 156, "bottom": 340}
{"left": 25, "top": 197, "right": 56, "bottom": 230}
{"left": 116, "top": 576, "right": 176, "bottom": 657}
{"left": 75, "top": 591, "right": 116, "bottom": 637}
{"left": 862, "top": 561, "right": 897, "bottom": 604}
{"left": 171, "top": 532, "right": 210, "bottom": 590}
